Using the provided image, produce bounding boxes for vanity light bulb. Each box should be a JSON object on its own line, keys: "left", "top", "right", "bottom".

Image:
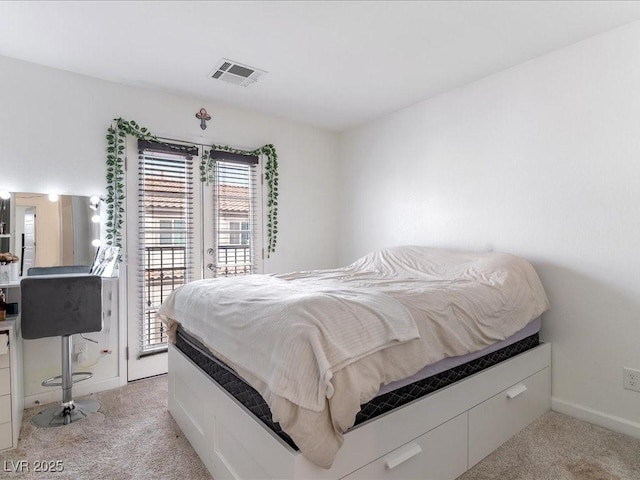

{"left": 91, "top": 214, "right": 101, "bottom": 223}
{"left": 48, "top": 194, "right": 59, "bottom": 202}
{"left": 91, "top": 239, "right": 101, "bottom": 247}
{"left": 0, "top": 191, "right": 10, "bottom": 200}
{"left": 89, "top": 195, "right": 101, "bottom": 210}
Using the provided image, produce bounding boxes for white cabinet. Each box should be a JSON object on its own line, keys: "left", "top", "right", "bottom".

{"left": 0, "top": 423, "right": 11, "bottom": 451}
{"left": 0, "top": 368, "right": 9, "bottom": 395}
{"left": 0, "top": 394, "right": 11, "bottom": 423}
{"left": 0, "top": 316, "right": 24, "bottom": 452}
{"left": 1, "top": 282, "right": 24, "bottom": 451}
{"left": 0, "top": 350, "right": 11, "bottom": 450}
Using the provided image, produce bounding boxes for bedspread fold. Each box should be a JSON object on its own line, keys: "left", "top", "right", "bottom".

{"left": 158, "top": 274, "right": 419, "bottom": 411}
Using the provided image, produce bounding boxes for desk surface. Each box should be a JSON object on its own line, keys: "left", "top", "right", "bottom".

{"left": 0, "top": 316, "right": 18, "bottom": 331}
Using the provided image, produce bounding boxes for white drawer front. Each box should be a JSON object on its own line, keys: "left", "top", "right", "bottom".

{"left": 0, "top": 394, "right": 10, "bottom": 424}
{"left": 0, "top": 369, "right": 9, "bottom": 396}
{"left": 468, "top": 366, "right": 550, "bottom": 467}
{"left": 0, "top": 350, "right": 8, "bottom": 369}
{"left": 0, "top": 421, "right": 11, "bottom": 451}
{"left": 342, "top": 413, "right": 468, "bottom": 480}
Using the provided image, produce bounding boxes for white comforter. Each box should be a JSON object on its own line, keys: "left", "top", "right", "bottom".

{"left": 160, "top": 273, "right": 418, "bottom": 411}
{"left": 158, "top": 246, "right": 550, "bottom": 468}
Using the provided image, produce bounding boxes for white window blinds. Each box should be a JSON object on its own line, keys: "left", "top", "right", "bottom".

{"left": 210, "top": 150, "right": 260, "bottom": 277}
{"left": 137, "top": 140, "right": 197, "bottom": 354}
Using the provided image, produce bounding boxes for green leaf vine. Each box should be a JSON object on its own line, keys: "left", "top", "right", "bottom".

{"left": 105, "top": 118, "right": 156, "bottom": 248}
{"left": 201, "top": 143, "right": 279, "bottom": 256}
{"left": 106, "top": 118, "right": 279, "bottom": 256}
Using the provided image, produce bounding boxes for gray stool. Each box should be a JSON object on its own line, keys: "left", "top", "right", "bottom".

{"left": 21, "top": 272, "right": 102, "bottom": 427}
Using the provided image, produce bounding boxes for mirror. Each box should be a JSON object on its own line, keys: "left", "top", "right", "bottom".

{"left": 0, "top": 192, "right": 100, "bottom": 276}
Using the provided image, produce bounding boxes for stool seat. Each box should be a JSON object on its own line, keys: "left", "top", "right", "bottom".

{"left": 21, "top": 274, "right": 102, "bottom": 339}
{"left": 20, "top": 271, "right": 102, "bottom": 427}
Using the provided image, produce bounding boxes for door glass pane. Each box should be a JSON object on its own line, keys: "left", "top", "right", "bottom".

{"left": 138, "top": 149, "right": 194, "bottom": 353}
{"left": 214, "top": 161, "right": 256, "bottom": 277}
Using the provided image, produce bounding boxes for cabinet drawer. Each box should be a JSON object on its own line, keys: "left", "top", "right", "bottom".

{"left": 0, "top": 332, "right": 9, "bottom": 369}
{"left": 0, "top": 394, "right": 9, "bottom": 424}
{"left": 0, "top": 369, "right": 9, "bottom": 396}
{"left": 469, "top": 366, "right": 550, "bottom": 467}
{"left": 0, "top": 350, "right": 8, "bottom": 369}
{"left": 0, "top": 421, "right": 11, "bottom": 451}
{"left": 342, "top": 413, "right": 468, "bottom": 480}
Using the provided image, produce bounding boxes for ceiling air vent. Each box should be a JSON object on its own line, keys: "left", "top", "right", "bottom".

{"left": 210, "top": 59, "right": 267, "bottom": 87}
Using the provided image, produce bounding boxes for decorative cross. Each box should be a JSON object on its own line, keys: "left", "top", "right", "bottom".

{"left": 196, "top": 108, "right": 211, "bottom": 130}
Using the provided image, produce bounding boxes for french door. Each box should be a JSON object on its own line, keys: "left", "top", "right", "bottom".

{"left": 126, "top": 139, "right": 262, "bottom": 381}
{"left": 202, "top": 152, "right": 262, "bottom": 279}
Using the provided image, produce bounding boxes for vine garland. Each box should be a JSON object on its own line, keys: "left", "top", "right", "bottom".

{"left": 105, "top": 118, "right": 156, "bottom": 248}
{"left": 106, "top": 118, "right": 279, "bottom": 256}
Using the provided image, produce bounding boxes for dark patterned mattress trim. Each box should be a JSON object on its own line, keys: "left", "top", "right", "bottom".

{"left": 175, "top": 327, "right": 540, "bottom": 451}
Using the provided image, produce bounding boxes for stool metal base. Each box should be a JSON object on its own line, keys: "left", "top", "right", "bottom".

{"left": 41, "top": 371, "right": 93, "bottom": 387}
{"left": 30, "top": 399, "right": 101, "bottom": 428}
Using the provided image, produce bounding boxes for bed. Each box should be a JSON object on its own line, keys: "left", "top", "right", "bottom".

{"left": 159, "top": 246, "right": 551, "bottom": 479}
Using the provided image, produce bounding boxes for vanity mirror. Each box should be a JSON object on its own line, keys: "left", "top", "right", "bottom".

{"left": 0, "top": 192, "right": 100, "bottom": 277}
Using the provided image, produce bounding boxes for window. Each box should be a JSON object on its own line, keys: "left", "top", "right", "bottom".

{"left": 159, "top": 219, "right": 186, "bottom": 245}
{"left": 136, "top": 140, "right": 197, "bottom": 354}
{"left": 229, "top": 221, "right": 250, "bottom": 245}
{"left": 210, "top": 151, "right": 260, "bottom": 277}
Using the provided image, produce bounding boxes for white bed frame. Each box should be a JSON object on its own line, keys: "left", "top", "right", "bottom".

{"left": 168, "top": 342, "right": 551, "bottom": 480}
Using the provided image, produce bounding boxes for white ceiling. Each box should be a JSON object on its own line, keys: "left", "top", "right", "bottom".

{"left": 1, "top": 1, "right": 640, "bottom": 132}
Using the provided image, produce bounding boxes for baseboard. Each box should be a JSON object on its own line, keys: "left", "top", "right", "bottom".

{"left": 552, "top": 396, "right": 640, "bottom": 440}
{"left": 23, "top": 377, "right": 122, "bottom": 409}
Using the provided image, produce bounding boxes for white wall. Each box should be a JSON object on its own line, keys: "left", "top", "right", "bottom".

{"left": 338, "top": 22, "right": 640, "bottom": 436}
{"left": 0, "top": 54, "right": 340, "bottom": 402}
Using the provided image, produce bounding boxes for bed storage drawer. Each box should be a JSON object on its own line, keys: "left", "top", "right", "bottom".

{"left": 341, "top": 412, "right": 467, "bottom": 480}
{"left": 468, "top": 366, "right": 550, "bottom": 467}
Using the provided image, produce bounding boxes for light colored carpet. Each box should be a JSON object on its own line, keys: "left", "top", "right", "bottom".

{"left": 2, "top": 375, "right": 640, "bottom": 480}
{"left": 0, "top": 375, "right": 212, "bottom": 480}
{"left": 460, "top": 411, "right": 640, "bottom": 480}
